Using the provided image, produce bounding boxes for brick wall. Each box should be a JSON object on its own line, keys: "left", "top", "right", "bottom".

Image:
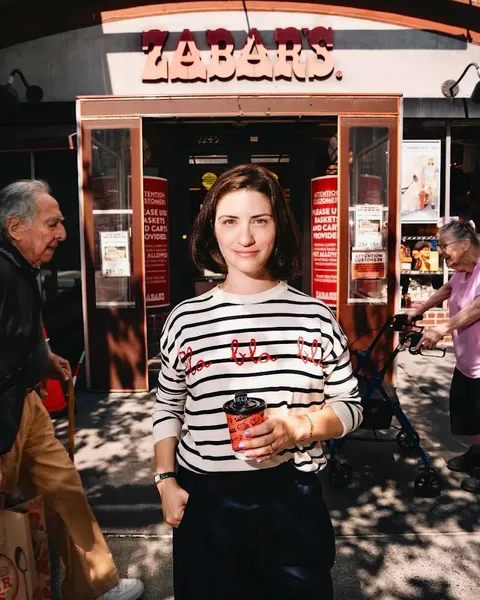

{"left": 423, "top": 309, "right": 452, "bottom": 342}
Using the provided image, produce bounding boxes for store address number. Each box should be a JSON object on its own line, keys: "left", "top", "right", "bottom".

{"left": 198, "top": 135, "right": 220, "bottom": 144}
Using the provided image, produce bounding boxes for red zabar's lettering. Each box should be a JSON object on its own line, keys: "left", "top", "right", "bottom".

{"left": 141, "top": 27, "right": 336, "bottom": 83}
{"left": 230, "top": 338, "right": 278, "bottom": 366}
{"left": 274, "top": 27, "right": 306, "bottom": 80}
{"left": 206, "top": 28, "right": 235, "bottom": 80}
{"left": 236, "top": 28, "right": 273, "bottom": 80}
{"left": 170, "top": 29, "right": 207, "bottom": 82}
{"left": 307, "top": 26, "right": 335, "bottom": 79}
{"left": 179, "top": 346, "right": 211, "bottom": 376}
{"left": 141, "top": 29, "right": 169, "bottom": 82}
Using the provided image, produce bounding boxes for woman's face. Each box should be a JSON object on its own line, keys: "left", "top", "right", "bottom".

{"left": 214, "top": 189, "right": 276, "bottom": 279}
{"left": 438, "top": 232, "right": 469, "bottom": 270}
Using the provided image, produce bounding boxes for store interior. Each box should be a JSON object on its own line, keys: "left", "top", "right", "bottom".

{"left": 401, "top": 120, "right": 480, "bottom": 309}
{"left": 142, "top": 116, "right": 338, "bottom": 302}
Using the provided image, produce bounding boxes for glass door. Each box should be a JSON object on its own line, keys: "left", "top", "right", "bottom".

{"left": 338, "top": 116, "right": 400, "bottom": 377}
{"left": 79, "top": 118, "right": 147, "bottom": 391}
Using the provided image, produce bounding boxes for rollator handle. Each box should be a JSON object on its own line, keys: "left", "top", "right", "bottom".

{"left": 408, "top": 331, "right": 423, "bottom": 352}
{"left": 407, "top": 331, "right": 446, "bottom": 359}
{"left": 392, "top": 313, "right": 423, "bottom": 332}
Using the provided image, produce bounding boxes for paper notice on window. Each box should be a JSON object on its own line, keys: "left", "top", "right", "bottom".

{"left": 355, "top": 204, "right": 383, "bottom": 250}
{"left": 351, "top": 251, "right": 386, "bottom": 280}
{"left": 100, "top": 231, "right": 131, "bottom": 277}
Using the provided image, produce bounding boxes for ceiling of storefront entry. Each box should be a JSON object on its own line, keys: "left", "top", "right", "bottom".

{"left": 0, "top": 0, "right": 479, "bottom": 49}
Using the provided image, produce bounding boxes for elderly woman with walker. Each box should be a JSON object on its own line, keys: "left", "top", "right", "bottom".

{"left": 407, "top": 219, "right": 480, "bottom": 495}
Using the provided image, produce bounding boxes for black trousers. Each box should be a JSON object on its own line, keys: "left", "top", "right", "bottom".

{"left": 173, "top": 463, "right": 335, "bottom": 600}
{"left": 449, "top": 368, "right": 480, "bottom": 436}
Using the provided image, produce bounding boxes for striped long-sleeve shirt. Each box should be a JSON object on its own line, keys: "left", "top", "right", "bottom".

{"left": 153, "top": 282, "right": 362, "bottom": 474}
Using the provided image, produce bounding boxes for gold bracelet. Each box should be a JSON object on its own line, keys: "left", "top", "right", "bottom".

{"left": 302, "top": 413, "right": 314, "bottom": 441}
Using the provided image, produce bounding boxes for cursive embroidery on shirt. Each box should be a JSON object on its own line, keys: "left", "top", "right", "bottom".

{"left": 230, "top": 338, "right": 278, "bottom": 366}
{"left": 179, "top": 346, "right": 211, "bottom": 376}
{"left": 297, "top": 336, "right": 322, "bottom": 367}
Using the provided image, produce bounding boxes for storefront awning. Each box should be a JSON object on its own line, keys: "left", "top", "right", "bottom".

{"left": 0, "top": 1, "right": 479, "bottom": 49}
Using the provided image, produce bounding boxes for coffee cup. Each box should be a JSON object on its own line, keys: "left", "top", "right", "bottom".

{"left": 223, "top": 393, "right": 266, "bottom": 459}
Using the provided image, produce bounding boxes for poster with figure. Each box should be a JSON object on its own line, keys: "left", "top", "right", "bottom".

{"left": 401, "top": 140, "right": 441, "bottom": 223}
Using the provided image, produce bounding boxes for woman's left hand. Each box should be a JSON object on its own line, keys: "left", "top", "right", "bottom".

{"left": 237, "top": 416, "right": 301, "bottom": 462}
{"left": 417, "top": 326, "right": 446, "bottom": 351}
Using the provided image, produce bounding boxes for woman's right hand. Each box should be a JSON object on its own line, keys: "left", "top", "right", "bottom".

{"left": 157, "top": 479, "right": 190, "bottom": 528}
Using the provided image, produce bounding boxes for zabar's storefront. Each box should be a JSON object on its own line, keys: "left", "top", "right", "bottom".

{"left": 0, "top": 1, "right": 479, "bottom": 391}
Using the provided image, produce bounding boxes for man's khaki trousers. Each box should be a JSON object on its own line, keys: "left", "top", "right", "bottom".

{"left": 2, "top": 391, "right": 119, "bottom": 600}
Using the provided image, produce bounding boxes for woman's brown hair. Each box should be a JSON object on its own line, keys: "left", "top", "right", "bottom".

{"left": 190, "top": 164, "right": 302, "bottom": 279}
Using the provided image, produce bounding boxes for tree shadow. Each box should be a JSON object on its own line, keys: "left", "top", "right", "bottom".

{"left": 51, "top": 348, "right": 480, "bottom": 599}
{"left": 319, "top": 346, "right": 480, "bottom": 599}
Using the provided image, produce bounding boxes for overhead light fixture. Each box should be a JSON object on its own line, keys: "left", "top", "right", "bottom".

{"left": 441, "top": 62, "right": 480, "bottom": 104}
{"left": 0, "top": 68, "right": 44, "bottom": 111}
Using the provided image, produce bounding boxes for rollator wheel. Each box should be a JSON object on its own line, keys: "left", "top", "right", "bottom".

{"left": 414, "top": 467, "right": 442, "bottom": 497}
{"left": 328, "top": 460, "right": 353, "bottom": 489}
{"left": 396, "top": 429, "right": 420, "bottom": 451}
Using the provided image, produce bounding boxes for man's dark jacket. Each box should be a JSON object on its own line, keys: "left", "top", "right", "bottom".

{"left": 0, "top": 240, "right": 49, "bottom": 455}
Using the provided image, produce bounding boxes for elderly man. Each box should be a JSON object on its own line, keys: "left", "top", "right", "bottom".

{"left": 0, "top": 180, "right": 144, "bottom": 600}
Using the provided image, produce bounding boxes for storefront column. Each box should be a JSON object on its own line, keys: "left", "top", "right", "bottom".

{"left": 445, "top": 121, "right": 452, "bottom": 220}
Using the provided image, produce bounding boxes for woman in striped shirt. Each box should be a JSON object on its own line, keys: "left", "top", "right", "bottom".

{"left": 153, "top": 164, "right": 362, "bottom": 600}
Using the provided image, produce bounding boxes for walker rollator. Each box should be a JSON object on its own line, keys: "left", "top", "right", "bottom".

{"left": 328, "top": 314, "right": 446, "bottom": 497}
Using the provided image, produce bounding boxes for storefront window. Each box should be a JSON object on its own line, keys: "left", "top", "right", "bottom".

{"left": 450, "top": 121, "right": 480, "bottom": 225}
{"left": 348, "top": 127, "right": 389, "bottom": 304}
{"left": 401, "top": 121, "right": 447, "bottom": 308}
{"left": 91, "top": 128, "right": 135, "bottom": 307}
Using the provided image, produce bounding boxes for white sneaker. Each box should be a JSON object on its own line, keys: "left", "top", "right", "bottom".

{"left": 98, "top": 579, "right": 144, "bottom": 600}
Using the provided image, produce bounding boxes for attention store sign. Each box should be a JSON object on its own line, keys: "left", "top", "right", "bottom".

{"left": 143, "top": 177, "right": 170, "bottom": 308}
{"left": 311, "top": 175, "right": 338, "bottom": 306}
{"left": 141, "top": 27, "right": 340, "bottom": 83}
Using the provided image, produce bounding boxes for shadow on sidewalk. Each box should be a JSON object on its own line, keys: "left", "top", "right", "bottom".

{"left": 52, "top": 347, "right": 479, "bottom": 599}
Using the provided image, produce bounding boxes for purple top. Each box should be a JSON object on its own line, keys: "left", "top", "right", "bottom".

{"left": 449, "top": 262, "right": 480, "bottom": 378}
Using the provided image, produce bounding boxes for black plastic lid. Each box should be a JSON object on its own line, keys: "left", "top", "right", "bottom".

{"left": 223, "top": 393, "right": 266, "bottom": 415}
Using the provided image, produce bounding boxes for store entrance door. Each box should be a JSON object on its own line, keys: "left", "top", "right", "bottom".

{"left": 78, "top": 95, "right": 401, "bottom": 391}
{"left": 79, "top": 118, "right": 147, "bottom": 391}
{"left": 337, "top": 116, "right": 400, "bottom": 377}
{"left": 142, "top": 117, "right": 338, "bottom": 302}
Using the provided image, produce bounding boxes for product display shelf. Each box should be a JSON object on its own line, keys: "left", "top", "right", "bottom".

{"left": 401, "top": 236, "right": 438, "bottom": 241}
{"left": 401, "top": 270, "right": 443, "bottom": 275}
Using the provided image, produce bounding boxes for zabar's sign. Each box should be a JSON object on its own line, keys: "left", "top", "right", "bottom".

{"left": 141, "top": 27, "right": 341, "bottom": 83}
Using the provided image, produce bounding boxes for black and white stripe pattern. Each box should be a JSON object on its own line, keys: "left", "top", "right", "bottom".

{"left": 153, "top": 282, "right": 362, "bottom": 474}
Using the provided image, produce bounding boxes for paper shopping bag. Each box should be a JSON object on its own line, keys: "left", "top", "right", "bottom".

{"left": 0, "top": 503, "right": 38, "bottom": 600}
{"left": 15, "top": 498, "right": 51, "bottom": 600}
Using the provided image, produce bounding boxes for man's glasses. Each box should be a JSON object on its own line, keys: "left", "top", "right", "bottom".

{"left": 437, "top": 240, "right": 460, "bottom": 251}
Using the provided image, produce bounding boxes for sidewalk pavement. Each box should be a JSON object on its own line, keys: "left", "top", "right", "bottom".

{"left": 54, "top": 345, "right": 480, "bottom": 600}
